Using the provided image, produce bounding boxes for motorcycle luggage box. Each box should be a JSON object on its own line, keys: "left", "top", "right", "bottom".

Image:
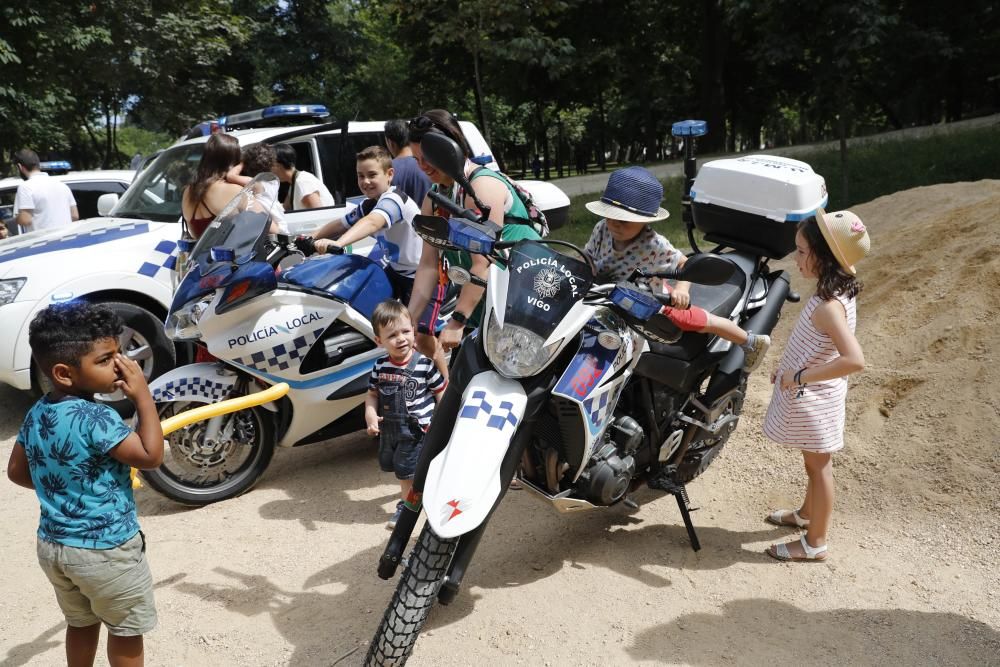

{"left": 691, "top": 155, "right": 827, "bottom": 259}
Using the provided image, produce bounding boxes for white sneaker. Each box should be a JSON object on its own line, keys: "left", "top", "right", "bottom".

{"left": 742, "top": 334, "right": 771, "bottom": 373}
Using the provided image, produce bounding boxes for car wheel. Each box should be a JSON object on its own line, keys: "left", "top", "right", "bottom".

{"left": 97, "top": 302, "right": 175, "bottom": 416}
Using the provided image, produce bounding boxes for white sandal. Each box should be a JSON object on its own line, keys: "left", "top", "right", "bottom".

{"left": 766, "top": 509, "right": 810, "bottom": 528}
{"left": 767, "top": 535, "right": 828, "bottom": 562}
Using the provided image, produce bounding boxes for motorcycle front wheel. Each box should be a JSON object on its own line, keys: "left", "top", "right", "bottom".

{"left": 141, "top": 401, "right": 275, "bottom": 505}
{"left": 366, "top": 524, "right": 458, "bottom": 666}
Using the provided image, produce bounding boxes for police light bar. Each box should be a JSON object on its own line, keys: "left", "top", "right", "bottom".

{"left": 222, "top": 104, "right": 330, "bottom": 129}
{"left": 40, "top": 160, "right": 73, "bottom": 174}
{"left": 672, "top": 120, "right": 708, "bottom": 137}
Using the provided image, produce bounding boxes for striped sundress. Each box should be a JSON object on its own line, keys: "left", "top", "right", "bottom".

{"left": 763, "top": 293, "right": 857, "bottom": 453}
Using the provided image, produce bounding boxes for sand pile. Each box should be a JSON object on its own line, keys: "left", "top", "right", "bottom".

{"left": 743, "top": 180, "right": 1000, "bottom": 523}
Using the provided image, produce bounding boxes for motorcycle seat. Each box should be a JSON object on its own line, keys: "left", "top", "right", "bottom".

{"left": 646, "top": 261, "right": 748, "bottom": 362}
{"left": 278, "top": 254, "right": 392, "bottom": 320}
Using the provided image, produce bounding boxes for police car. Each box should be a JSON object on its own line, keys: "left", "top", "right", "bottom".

{"left": 0, "top": 168, "right": 136, "bottom": 238}
{"left": 0, "top": 105, "right": 570, "bottom": 405}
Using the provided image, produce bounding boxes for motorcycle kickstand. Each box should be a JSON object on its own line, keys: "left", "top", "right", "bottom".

{"left": 672, "top": 486, "right": 701, "bottom": 552}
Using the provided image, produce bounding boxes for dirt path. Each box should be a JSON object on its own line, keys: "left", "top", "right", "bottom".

{"left": 2, "top": 181, "right": 999, "bottom": 666}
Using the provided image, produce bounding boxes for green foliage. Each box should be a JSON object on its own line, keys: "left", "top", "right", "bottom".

{"left": 115, "top": 126, "right": 173, "bottom": 161}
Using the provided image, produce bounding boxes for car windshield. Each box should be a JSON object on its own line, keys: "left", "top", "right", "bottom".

{"left": 111, "top": 143, "right": 204, "bottom": 222}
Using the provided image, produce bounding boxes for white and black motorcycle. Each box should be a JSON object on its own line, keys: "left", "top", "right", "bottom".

{"left": 144, "top": 174, "right": 453, "bottom": 504}
{"left": 366, "top": 122, "right": 827, "bottom": 664}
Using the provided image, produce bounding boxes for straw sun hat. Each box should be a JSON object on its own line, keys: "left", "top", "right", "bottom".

{"left": 815, "top": 208, "right": 871, "bottom": 275}
{"left": 586, "top": 166, "right": 670, "bottom": 223}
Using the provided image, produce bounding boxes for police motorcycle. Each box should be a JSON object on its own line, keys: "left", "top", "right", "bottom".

{"left": 145, "top": 173, "right": 452, "bottom": 504}
{"left": 366, "top": 122, "right": 826, "bottom": 665}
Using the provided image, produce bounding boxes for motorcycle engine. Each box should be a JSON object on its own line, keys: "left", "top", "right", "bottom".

{"left": 578, "top": 416, "right": 643, "bottom": 505}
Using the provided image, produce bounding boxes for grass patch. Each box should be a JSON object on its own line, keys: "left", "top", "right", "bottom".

{"left": 550, "top": 123, "right": 1000, "bottom": 248}
{"left": 796, "top": 124, "right": 1000, "bottom": 208}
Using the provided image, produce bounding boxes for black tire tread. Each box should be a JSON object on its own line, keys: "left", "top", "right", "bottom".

{"left": 365, "top": 525, "right": 457, "bottom": 666}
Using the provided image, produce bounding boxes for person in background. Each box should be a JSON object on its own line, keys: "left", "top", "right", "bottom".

{"left": 384, "top": 119, "right": 431, "bottom": 206}
{"left": 13, "top": 149, "right": 79, "bottom": 232}
{"left": 6, "top": 302, "right": 164, "bottom": 666}
{"left": 225, "top": 142, "right": 287, "bottom": 234}
{"left": 271, "top": 143, "right": 334, "bottom": 211}
{"left": 181, "top": 133, "right": 243, "bottom": 239}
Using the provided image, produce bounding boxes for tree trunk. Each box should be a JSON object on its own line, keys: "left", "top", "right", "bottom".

{"left": 471, "top": 45, "right": 489, "bottom": 144}
{"left": 597, "top": 90, "right": 607, "bottom": 171}
{"left": 838, "top": 80, "right": 850, "bottom": 205}
{"left": 699, "top": 0, "right": 728, "bottom": 153}
{"left": 103, "top": 100, "right": 113, "bottom": 169}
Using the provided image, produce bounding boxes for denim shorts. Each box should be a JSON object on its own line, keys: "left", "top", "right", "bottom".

{"left": 37, "top": 531, "right": 157, "bottom": 636}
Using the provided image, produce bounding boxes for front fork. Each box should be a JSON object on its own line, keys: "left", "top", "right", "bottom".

{"left": 377, "top": 334, "right": 554, "bottom": 602}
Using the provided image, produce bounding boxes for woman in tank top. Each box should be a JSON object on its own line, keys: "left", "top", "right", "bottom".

{"left": 181, "top": 133, "right": 244, "bottom": 239}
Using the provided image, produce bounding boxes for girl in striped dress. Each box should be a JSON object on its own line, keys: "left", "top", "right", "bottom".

{"left": 763, "top": 209, "right": 871, "bottom": 562}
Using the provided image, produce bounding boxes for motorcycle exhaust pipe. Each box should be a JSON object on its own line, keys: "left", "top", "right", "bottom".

{"left": 705, "top": 269, "right": 790, "bottom": 402}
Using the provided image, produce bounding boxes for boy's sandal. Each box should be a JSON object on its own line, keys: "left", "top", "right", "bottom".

{"left": 766, "top": 535, "right": 828, "bottom": 562}
{"left": 766, "top": 509, "right": 810, "bottom": 528}
{"left": 509, "top": 479, "right": 523, "bottom": 490}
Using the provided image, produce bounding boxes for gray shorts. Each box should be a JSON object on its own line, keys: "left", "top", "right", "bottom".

{"left": 37, "top": 532, "right": 157, "bottom": 636}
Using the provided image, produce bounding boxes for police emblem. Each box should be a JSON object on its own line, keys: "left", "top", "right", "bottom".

{"left": 533, "top": 267, "right": 562, "bottom": 298}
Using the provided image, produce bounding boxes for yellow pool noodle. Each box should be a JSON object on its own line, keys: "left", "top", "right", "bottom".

{"left": 131, "top": 382, "right": 290, "bottom": 489}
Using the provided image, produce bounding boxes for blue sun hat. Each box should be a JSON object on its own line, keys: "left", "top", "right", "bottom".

{"left": 586, "top": 166, "right": 670, "bottom": 223}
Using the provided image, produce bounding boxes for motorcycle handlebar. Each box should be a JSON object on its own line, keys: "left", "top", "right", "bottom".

{"left": 427, "top": 190, "right": 482, "bottom": 223}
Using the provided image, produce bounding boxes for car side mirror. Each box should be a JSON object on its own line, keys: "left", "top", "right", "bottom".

{"left": 97, "top": 193, "right": 119, "bottom": 216}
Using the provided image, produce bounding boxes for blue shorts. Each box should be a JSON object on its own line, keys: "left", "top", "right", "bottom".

{"left": 379, "top": 422, "right": 426, "bottom": 480}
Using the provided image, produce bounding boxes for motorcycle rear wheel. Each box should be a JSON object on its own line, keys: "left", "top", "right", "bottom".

{"left": 366, "top": 524, "right": 458, "bottom": 666}
{"left": 141, "top": 402, "right": 275, "bottom": 505}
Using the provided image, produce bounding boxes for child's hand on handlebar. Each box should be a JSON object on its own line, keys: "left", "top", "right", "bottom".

{"left": 312, "top": 238, "right": 343, "bottom": 255}
{"left": 670, "top": 285, "right": 691, "bottom": 309}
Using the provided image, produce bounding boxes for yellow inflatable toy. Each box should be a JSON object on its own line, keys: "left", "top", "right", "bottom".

{"left": 131, "top": 382, "right": 290, "bottom": 489}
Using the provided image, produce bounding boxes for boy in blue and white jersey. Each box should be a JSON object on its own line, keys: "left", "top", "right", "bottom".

{"left": 312, "top": 145, "right": 423, "bottom": 303}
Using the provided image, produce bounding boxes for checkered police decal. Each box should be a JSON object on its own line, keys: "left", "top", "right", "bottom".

{"left": 137, "top": 239, "right": 179, "bottom": 278}
{"left": 0, "top": 222, "right": 149, "bottom": 265}
{"left": 583, "top": 390, "right": 614, "bottom": 434}
{"left": 231, "top": 326, "right": 326, "bottom": 373}
{"left": 459, "top": 390, "right": 519, "bottom": 432}
{"left": 151, "top": 376, "right": 232, "bottom": 402}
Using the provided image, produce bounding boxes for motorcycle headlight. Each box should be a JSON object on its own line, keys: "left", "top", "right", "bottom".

{"left": 484, "top": 312, "right": 562, "bottom": 378}
{"left": 0, "top": 278, "right": 26, "bottom": 306}
{"left": 165, "top": 296, "right": 212, "bottom": 341}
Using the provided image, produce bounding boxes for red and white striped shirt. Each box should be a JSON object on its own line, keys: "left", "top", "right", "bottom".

{"left": 763, "top": 293, "right": 857, "bottom": 453}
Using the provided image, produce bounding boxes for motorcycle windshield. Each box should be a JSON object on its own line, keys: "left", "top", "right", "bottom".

{"left": 171, "top": 174, "right": 279, "bottom": 313}
{"left": 503, "top": 240, "right": 593, "bottom": 338}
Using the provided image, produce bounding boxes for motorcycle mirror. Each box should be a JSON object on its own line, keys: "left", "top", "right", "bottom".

{"left": 421, "top": 132, "right": 466, "bottom": 183}
{"left": 659, "top": 253, "right": 736, "bottom": 285}
{"left": 421, "top": 132, "right": 491, "bottom": 218}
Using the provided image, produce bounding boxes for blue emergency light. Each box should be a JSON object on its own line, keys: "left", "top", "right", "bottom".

{"left": 223, "top": 104, "right": 330, "bottom": 129}
{"left": 671, "top": 120, "right": 707, "bottom": 137}
{"left": 40, "top": 160, "right": 72, "bottom": 174}
{"left": 449, "top": 219, "right": 495, "bottom": 255}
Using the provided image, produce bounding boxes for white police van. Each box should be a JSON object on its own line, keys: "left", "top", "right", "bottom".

{"left": 0, "top": 105, "right": 570, "bottom": 405}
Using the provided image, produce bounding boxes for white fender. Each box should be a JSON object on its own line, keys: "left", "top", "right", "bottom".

{"left": 148, "top": 362, "right": 241, "bottom": 405}
{"left": 423, "top": 371, "right": 527, "bottom": 538}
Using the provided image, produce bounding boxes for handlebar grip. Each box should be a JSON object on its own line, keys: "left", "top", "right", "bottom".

{"left": 428, "top": 191, "right": 464, "bottom": 216}
{"left": 294, "top": 235, "right": 317, "bottom": 257}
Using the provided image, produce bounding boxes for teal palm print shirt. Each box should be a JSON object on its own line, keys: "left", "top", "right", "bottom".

{"left": 18, "top": 395, "right": 137, "bottom": 549}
